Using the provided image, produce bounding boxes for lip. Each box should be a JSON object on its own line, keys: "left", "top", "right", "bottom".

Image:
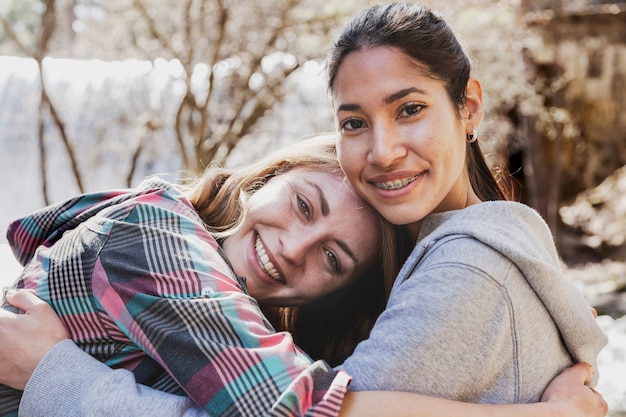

{"left": 247, "top": 231, "right": 286, "bottom": 287}
{"left": 367, "top": 171, "right": 424, "bottom": 197}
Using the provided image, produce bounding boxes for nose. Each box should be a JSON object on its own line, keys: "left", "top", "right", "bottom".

{"left": 279, "top": 224, "right": 317, "bottom": 267}
{"left": 367, "top": 122, "right": 406, "bottom": 167}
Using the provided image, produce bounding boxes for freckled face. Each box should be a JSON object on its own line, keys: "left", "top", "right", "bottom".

{"left": 222, "top": 168, "right": 381, "bottom": 306}
{"left": 332, "top": 46, "right": 478, "bottom": 237}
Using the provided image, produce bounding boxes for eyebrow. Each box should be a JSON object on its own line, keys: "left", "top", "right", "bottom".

{"left": 305, "top": 179, "right": 359, "bottom": 268}
{"left": 336, "top": 103, "right": 362, "bottom": 113}
{"left": 384, "top": 87, "right": 426, "bottom": 105}
{"left": 306, "top": 179, "right": 329, "bottom": 216}
{"left": 336, "top": 239, "right": 359, "bottom": 269}
{"left": 336, "top": 87, "right": 427, "bottom": 113}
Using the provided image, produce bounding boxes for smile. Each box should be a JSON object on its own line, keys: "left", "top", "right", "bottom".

{"left": 373, "top": 173, "right": 422, "bottom": 191}
{"left": 255, "top": 235, "right": 284, "bottom": 282}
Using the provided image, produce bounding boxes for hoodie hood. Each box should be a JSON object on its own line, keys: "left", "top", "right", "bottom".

{"left": 405, "top": 200, "right": 608, "bottom": 386}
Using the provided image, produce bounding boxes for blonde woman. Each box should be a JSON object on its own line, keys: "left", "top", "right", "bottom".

{"left": 0, "top": 135, "right": 401, "bottom": 416}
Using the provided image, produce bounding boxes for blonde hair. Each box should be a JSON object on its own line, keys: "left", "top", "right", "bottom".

{"left": 184, "top": 133, "right": 407, "bottom": 365}
{"left": 186, "top": 134, "right": 344, "bottom": 239}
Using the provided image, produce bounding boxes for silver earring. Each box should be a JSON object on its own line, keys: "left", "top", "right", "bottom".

{"left": 466, "top": 128, "right": 478, "bottom": 143}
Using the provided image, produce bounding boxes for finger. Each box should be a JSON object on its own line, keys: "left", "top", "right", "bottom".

{"left": 4, "top": 289, "right": 44, "bottom": 313}
{"left": 566, "top": 362, "right": 593, "bottom": 385}
{"left": 596, "top": 390, "right": 609, "bottom": 415}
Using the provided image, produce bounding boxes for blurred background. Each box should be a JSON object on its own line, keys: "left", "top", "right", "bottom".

{"left": 0, "top": 0, "right": 625, "bottom": 413}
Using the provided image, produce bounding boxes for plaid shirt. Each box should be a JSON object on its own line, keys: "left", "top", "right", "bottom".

{"left": 5, "top": 178, "right": 349, "bottom": 417}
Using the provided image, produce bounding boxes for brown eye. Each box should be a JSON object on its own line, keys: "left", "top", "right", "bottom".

{"left": 340, "top": 118, "right": 365, "bottom": 131}
{"left": 399, "top": 103, "right": 424, "bottom": 118}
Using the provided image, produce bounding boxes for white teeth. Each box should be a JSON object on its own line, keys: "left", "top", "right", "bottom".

{"left": 255, "top": 235, "right": 282, "bottom": 281}
{"left": 374, "top": 174, "right": 421, "bottom": 191}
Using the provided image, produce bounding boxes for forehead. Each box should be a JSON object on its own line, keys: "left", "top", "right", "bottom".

{"left": 280, "top": 168, "right": 359, "bottom": 200}
{"left": 276, "top": 167, "right": 378, "bottom": 225}
{"left": 332, "top": 46, "right": 439, "bottom": 97}
{"left": 296, "top": 168, "right": 382, "bottom": 265}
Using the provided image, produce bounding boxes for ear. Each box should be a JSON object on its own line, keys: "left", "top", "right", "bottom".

{"left": 464, "top": 78, "right": 484, "bottom": 133}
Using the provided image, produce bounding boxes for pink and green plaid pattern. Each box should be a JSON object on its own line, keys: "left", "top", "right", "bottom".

{"left": 1, "top": 178, "right": 349, "bottom": 417}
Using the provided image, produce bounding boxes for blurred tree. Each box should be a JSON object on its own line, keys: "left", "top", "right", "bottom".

{"left": 4, "top": 0, "right": 616, "bottom": 241}
{"left": 2, "top": 0, "right": 372, "bottom": 178}
{"left": 1, "top": 0, "right": 84, "bottom": 204}
{"left": 0, "top": 0, "right": 42, "bottom": 54}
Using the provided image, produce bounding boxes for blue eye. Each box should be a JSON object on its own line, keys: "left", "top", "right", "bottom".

{"left": 297, "top": 196, "right": 310, "bottom": 218}
{"left": 325, "top": 248, "right": 340, "bottom": 273}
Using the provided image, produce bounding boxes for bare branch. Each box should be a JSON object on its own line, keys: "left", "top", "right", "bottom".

{"left": 125, "top": 115, "right": 159, "bottom": 187}
{"left": 37, "top": 0, "right": 56, "bottom": 59}
{"left": 35, "top": 0, "right": 84, "bottom": 193}
{"left": 133, "top": 0, "right": 179, "bottom": 58}
{"left": 0, "top": 17, "right": 35, "bottom": 56}
{"left": 196, "top": 0, "right": 228, "bottom": 149}
{"left": 182, "top": 0, "right": 195, "bottom": 68}
{"left": 174, "top": 90, "right": 194, "bottom": 170}
{"left": 37, "top": 92, "right": 50, "bottom": 206}
{"left": 202, "top": 0, "right": 303, "bottom": 164}
{"left": 41, "top": 77, "right": 85, "bottom": 193}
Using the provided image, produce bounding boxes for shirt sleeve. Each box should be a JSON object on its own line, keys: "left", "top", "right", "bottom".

{"left": 20, "top": 340, "right": 209, "bottom": 417}
{"left": 90, "top": 201, "right": 350, "bottom": 417}
{"left": 7, "top": 189, "right": 130, "bottom": 266}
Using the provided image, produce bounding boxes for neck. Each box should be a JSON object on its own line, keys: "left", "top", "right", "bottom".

{"left": 407, "top": 221, "right": 422, "bottom": 244}
{"left": 407, "top": 191, "right": 482, "bottom": 243}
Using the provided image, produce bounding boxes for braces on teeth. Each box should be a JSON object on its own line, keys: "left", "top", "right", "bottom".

{"left": 375, "top": 174, "right": 421, "bottom": 190}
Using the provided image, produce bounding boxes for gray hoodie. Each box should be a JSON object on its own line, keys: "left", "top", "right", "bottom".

{"left": 19, "top": 201, "right": 607, "bottom": 415}
{"left": 342, "top": 201, "right": 607, "bottom": 402}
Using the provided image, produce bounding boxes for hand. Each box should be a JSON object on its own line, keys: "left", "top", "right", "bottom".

{"left": 0, "top": 289, "right": 69, "bottom": 390}
{"left": 541, "top": 363, "right": 608, "bottom": 417}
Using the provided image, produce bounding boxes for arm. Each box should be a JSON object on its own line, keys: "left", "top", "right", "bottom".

{"left": 0, "top": 290, "right": 607, "bottom": 417}
{"left": 341, "top": 237, "right": 594, "bottom": 402}
{"left": 341, "top": 249, "right": 514, "bottom": 398}
{"left": 94, "top": 200, "right": 349, "bottom": 416}
{"left": 1, "top": 290, "right": 207, "bottom": 417}
{"left": 341, "top": 365, "right": 606, "bottom": 417}
{"left": 23, "top": 340, "right": 206, "bottom": 417}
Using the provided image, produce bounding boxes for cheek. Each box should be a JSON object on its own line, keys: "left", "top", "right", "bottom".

{"left": 440, "top": 135, "right": 467, "bottom": 172}
{"left": 316, "top": 276, "right": 351, "bottom": 299}
{"left": 248, "top": 186, "right": 283, "bottom": 214}
{"left": 337, "top": 141, "right": 362, "bottom": 179}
